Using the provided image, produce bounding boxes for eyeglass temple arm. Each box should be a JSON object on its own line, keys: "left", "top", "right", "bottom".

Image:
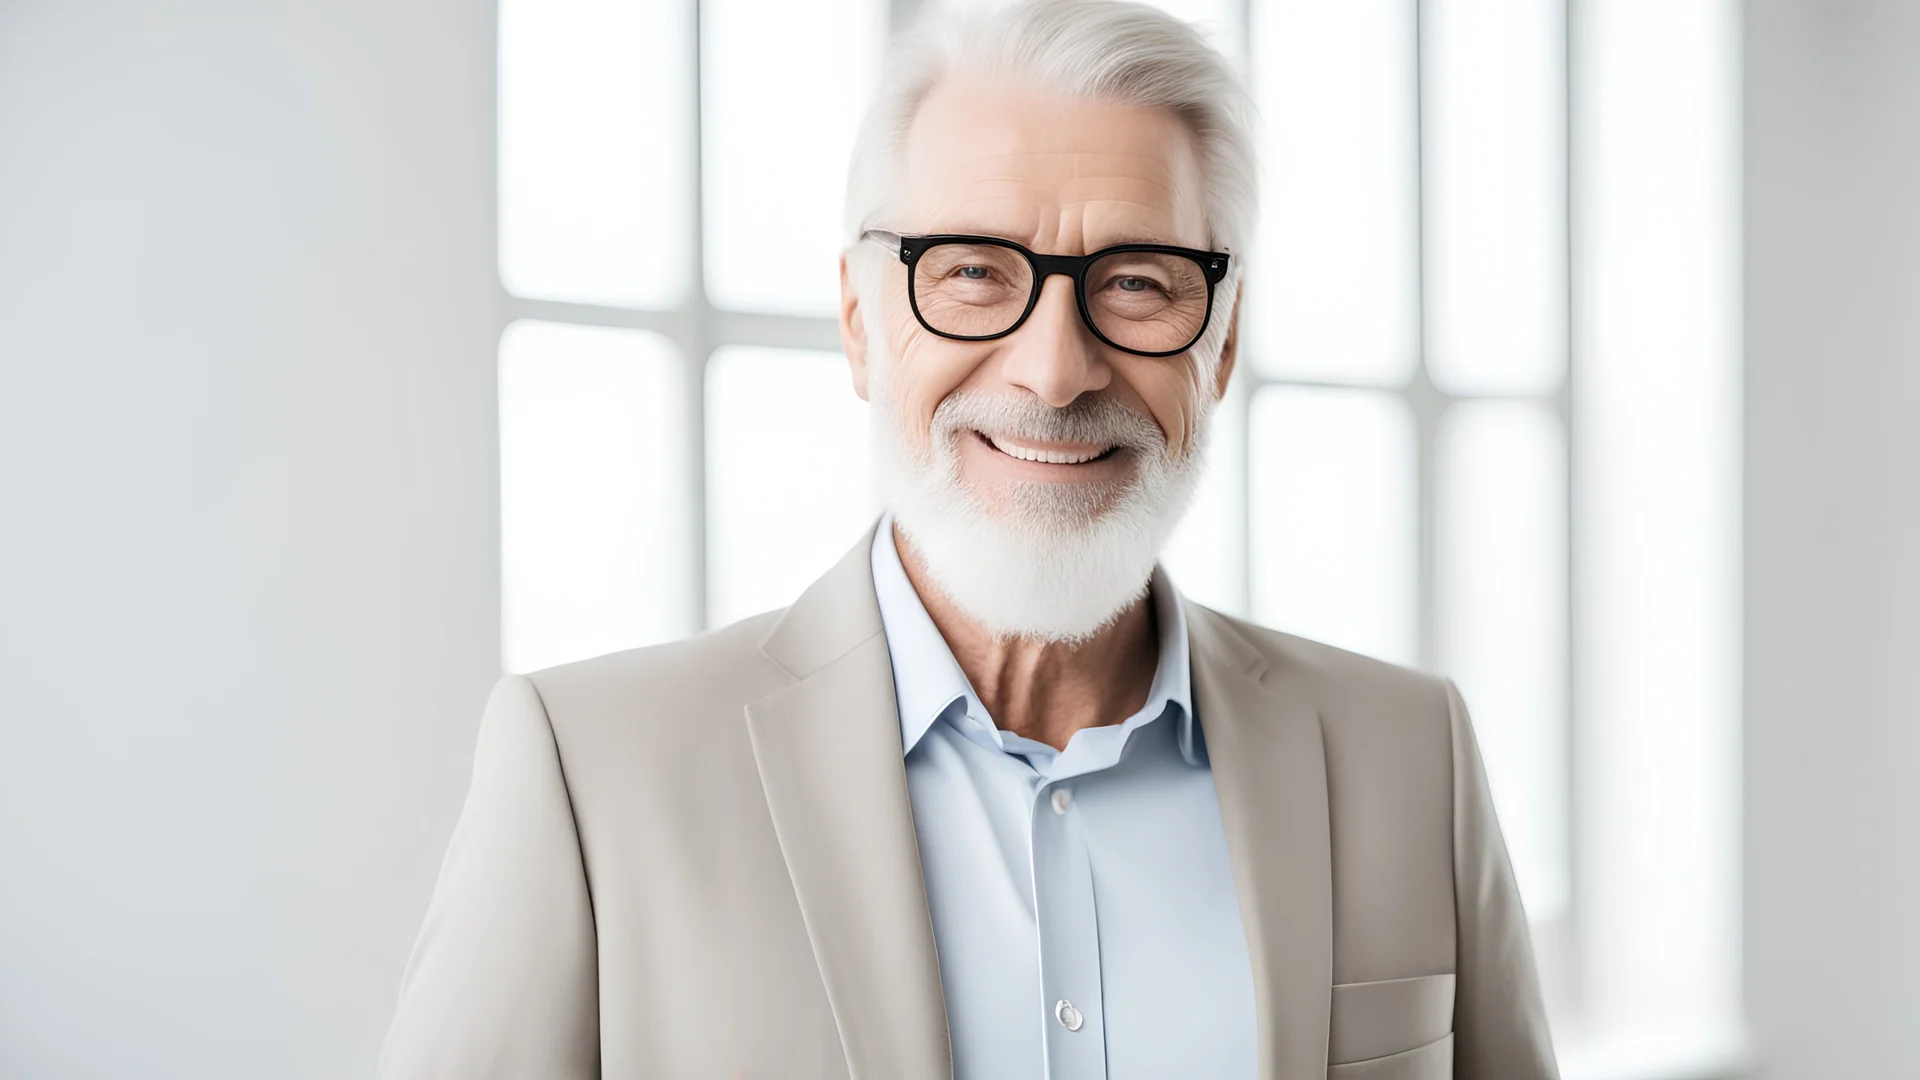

{"left": 860, "top": 229, "right": 906, "bottom": 261}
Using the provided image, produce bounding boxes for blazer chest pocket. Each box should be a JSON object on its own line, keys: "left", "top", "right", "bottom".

{"left": 1325, "top": 973, "right": 1455, "bottom": 1079}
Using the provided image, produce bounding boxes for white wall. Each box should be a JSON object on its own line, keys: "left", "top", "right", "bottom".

{"left": 0, "top": 3, "right": 499, "bottom": 1077}
{"left": 1744, "top": 2, "right": 1920, "bottom": 1078}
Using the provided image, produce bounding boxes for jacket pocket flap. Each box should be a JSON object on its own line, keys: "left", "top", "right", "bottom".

{"left": 1326, "top": 1032, "right": 1453, "bottom": 1078}
{"left": 1328, "top": 973, "right": 1455, "bottom": 1065}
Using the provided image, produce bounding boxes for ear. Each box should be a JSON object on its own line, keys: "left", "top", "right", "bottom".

{"left": 840, "top": 251, "right": 872, "bottom": 402}
{"left": 1212, "top": 280, "right": 1244, "bottom": 401}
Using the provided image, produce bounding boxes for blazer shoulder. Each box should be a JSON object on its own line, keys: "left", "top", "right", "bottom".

{"left": 1205, "top": 607, "right": 1445, "bottom": 694}
{"left": 1198, "top": 606, "right": 1451, "bottom": 735}
{"left": 516, "top": 607, "right": 796, "bottom": 737}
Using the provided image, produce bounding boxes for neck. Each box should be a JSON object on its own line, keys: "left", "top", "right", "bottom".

{"left": 893, "top": 520, "right": 1159, "bottom": 752}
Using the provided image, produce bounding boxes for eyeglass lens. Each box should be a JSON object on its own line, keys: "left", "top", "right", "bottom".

{"left": 912, "top": 242, "right": 1210, "bottom": 354}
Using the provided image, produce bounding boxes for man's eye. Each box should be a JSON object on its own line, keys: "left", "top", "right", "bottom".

{"left": 957, "top": 265, "right": 991, "bottom": 280}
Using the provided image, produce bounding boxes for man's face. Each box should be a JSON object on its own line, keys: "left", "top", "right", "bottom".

{"left": 845, "top": 73, "right": 1234, "bottom": 505}
{"left": 840, "top": 73, "right": 1239, "bottom": 639}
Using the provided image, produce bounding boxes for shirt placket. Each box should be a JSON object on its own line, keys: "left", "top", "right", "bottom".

{"left": 1029, "top": 774, "right": 1107, "bottom": 1079}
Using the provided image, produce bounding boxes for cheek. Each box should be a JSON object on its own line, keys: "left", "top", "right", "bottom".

{"left": 1119, "top": 361, "right": 1208, "bottom": 455}
{"left": 881, "top": 315, "right": 979, "bottom": 453}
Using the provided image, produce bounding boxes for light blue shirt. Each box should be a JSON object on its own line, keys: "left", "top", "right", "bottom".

{"left": 870, "top": 516, "right": 1257, "bottom": 1080}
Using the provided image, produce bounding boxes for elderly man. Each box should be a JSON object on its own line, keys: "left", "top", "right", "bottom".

{"left": 377, "top": 1, "right": 1556, "bottom": 1077}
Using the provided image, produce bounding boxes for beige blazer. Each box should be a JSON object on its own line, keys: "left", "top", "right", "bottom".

{"left": 376, "top": 525, "right": 1558, "bottom": 1080}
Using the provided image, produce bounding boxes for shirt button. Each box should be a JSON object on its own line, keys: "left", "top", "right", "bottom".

{"left": 1054, "top": 999, "right": 1083, "bottom": 1032}
{"left": 1050, "top": 788, "right": 1072, "bottom": 815}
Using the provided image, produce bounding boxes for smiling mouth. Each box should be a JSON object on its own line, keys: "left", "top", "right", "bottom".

{"left": 976, "top": 430, "right": 1120, "bottom": 465}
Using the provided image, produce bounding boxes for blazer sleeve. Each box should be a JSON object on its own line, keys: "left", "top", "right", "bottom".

{"left": 375, "top": 674, "right": 601, "bottom": 1079}
{"left": 1445, "top": 676, "right": 1560, "bottom": 1079}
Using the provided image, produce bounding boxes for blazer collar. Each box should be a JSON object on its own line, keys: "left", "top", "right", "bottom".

{"left": 746, "top": 521, "right": 953, "bottom": 1080}
{"left": 756, "top": 520, "right": 889, "bottom": 681}
{"left": 747, "top": 523, "right": 1334, "bottom": 1080}
{"left": 1183, "top": 597, "right": 1335, "bottom": 1080}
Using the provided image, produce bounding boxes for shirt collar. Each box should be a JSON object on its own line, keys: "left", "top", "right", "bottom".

{"left": 868, "top": 512, "right": 1202, "bottom": 766}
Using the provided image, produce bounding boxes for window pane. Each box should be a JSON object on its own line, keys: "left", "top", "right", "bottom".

{"left": 498, "top": 0, "right": 691, "bottom": 307}
{"left": 1248, "top": 387, "right": 1417, "bottom": 664}
{"left": 1424, "top": 0, "right": 1567, "bottom": 396}
{"left": 703, "top": 0, "right": 884, "bottom": 315}
{"left": 705, "top": 347, "right": 877, "bottom": 626}
{"left": 1436, "top": 402, "right": 1568, "bottom": 923}
{"left": 1574, "top": 0, "right": 1742, "bottom": 1037}
{"left": 500, "top": 321, "right": 695, "bottom": 672}
{"left": 1163, "top": 391, "right": 1247, "bottom": 617}
{"left": 1249, "top": 0, "right": 1418, "bottom": 384}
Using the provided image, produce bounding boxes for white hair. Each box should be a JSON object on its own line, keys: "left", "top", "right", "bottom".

{"left": 842, "top": 0, "right": 1259, "bottom": 327}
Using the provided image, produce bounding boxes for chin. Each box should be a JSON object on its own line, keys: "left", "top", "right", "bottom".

{"left": 894, "top": 510, "right": 1160, "bottom": 643}
{"left": 963, "top": 474, "right": 1140, "bottom": 526}
{"left": 882, "top": 455, "right": 1204, "bottom": 644}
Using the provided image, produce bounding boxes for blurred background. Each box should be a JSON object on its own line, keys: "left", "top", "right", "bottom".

{"left": 0, "top": 0, "right": 1911, "bottom": 1077}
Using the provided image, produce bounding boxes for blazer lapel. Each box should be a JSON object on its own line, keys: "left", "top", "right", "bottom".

{"left": 745, "top": 525, "right": 952, "bottom": 1080}
{"left": 1185, "top": 599, "right": 1334, "bottom": 1080}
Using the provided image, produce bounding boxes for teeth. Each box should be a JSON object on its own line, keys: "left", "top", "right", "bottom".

{"left": 986, "top": 435, "right": 1109, "bottom": 465}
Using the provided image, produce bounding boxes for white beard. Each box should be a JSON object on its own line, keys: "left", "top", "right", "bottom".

{"left": 867, "top": 348, "right": 1215, "bottom": 644}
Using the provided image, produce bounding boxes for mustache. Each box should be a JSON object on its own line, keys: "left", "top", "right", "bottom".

{"left": 928, "top": 391, "right": 1166, "bottom": 452}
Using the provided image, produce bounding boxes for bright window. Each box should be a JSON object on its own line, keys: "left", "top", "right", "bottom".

{"left": 498, "top": 320, "right": 693, "bottom": 672}
{"left": 704, "top": 346, "right": 876, "bottom": 626}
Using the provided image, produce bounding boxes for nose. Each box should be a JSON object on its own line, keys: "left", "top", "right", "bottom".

{"left": 996, "top": 273, "right": 1112, "bottom": 408}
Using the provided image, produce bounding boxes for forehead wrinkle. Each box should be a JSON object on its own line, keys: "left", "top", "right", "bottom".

{"left": 932, "top": 171, "right": 1186, "bottom": 215}
{"left": 923, "top": 200, "right": 1189, "bottom": 250}
{"left": 905, "top": 135, "right": 1207, "bottom": 248}
{"left": 918, "top": 192, "right": 1040, "bottom": 234}
{"left": 950, "top": 147, "right": 1182, "bottom": 166}
{"left": 918, "top": 199, "right": 1196, "bottom": 251}
{"left": 941, "top": 150, "right": 1183, "bottom": 187}
{"left": 946, "top": 178, "right": 1182, "bottom": 212}
{"left": 1058, "top": 195, "right": 1184, "bottom": 218}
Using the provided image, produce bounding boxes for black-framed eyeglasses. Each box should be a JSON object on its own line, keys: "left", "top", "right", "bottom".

{"left": 862, "top": 229, "right": 1231, "bottom": 358}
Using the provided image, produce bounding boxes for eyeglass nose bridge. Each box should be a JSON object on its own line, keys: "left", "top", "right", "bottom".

{"left": 1010, "top": 254, "right": 1105, "bottom": 353}
{"left": 1024, "top": 252, "right": 1099, "bottom": 311}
